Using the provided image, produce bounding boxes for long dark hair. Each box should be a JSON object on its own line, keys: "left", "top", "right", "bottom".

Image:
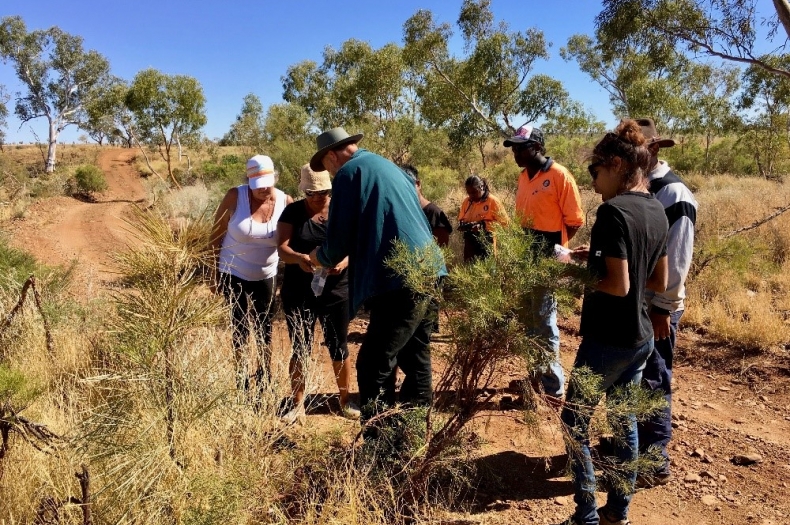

{"left": 465, "top": 174, "right": 490, "bottom": 200}
{"left": 592, "top": 119, "right": 650, "bottom": 191}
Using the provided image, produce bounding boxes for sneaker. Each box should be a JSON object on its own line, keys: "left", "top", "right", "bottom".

{"left": 341, "top": 400, "right": 361, "bottom": 420}
{"left": 635, "top": 471, "right": 673, "bottom": 489}
{"left": 280, "top": 404, "right": 306, "bottom": 426}
{"left": 598, "top": 506, "right": 631, "bottom": 525}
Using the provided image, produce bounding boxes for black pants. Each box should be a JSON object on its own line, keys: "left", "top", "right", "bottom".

{"left": 219, "top": 273, "right": 276, "bottom": 390}
{"left": 357, "top": 288, "right": 435, "bottom": 416}
{"left": 463, "top": 230, "right": 494, "bottom": 262}
{"left": 282, "top": 290, "right": 350, "bottom": 363}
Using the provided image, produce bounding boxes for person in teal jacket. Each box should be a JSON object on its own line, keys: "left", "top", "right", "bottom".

{"left": 307, "top": 127, "right": 446, "bottom": 419}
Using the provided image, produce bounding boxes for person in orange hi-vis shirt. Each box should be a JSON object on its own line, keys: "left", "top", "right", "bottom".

{"left": 457, "top": 175, "right": 509, "bottom": 262}
{"left": 503, "top": 125, "right": 584, "bottom": 402}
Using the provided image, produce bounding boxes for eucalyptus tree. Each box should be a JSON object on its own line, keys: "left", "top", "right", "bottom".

{"left": 0, "top": 85, "right": 8, "bottom": 149}
{"left": 282, "top": 39, "right": 417, "bottom": 162}
{"left": 737, "top": 54, "right": 790, "bottom": 179}
{"left": 220, "top": 93, "right": 266, "bottom": 155}
{"left": 125, "top": 68, "right": 207, "bottom": 187}
{"left": 81, "top": 76, "right": 135, "bottom": 146}
{"left": 402, "top": 0, "right": 569, "bottom": 160}
{"left": 596, "top": 0, "right": 790, "bottom": 79}
{"left": 0, "top": 16, "right": 110, "bottom": 172}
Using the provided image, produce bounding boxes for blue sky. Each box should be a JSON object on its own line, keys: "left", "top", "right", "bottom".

{"left": 0, "top": 1, "right": 773, "bottom": 143}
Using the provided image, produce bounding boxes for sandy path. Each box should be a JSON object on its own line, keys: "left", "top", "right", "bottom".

{"left": 6, "top": 148, "right": 146, "bottom": 283}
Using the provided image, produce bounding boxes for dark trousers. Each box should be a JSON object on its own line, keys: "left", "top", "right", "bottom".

{"left": 637, "top": 309, "right": 683, "bottom": 473}
{"left": 219, "top": 273, "right": 277, "bottom": 390}
{"left": 282, "top": 291, "right": 350, "bottom": 362}
{"left": 356, "top": 288, "right": 435, "bottom": 416}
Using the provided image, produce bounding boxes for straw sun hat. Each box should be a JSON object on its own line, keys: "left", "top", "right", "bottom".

{"left": 299, "top": 164, "right": 332, "bottom": 193}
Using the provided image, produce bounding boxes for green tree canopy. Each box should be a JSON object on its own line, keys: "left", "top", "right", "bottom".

{"left": 0, "top": 16, "right": 110, "bottom": 172}
{"left": 125, "top": 68, "right": 207, "bottom": 187}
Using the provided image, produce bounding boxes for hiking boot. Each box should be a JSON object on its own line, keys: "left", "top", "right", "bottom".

{"left": 341, "top": 400, "right": 361, "bottom": 420}
{"left": 598, "top": 506, "right": 631, "bottom": 525}
{"left": 280, "top": 403, "right": 306, "bottom": 426}
{"left": 635, "top": 471, "right": 673, "bottom": 489}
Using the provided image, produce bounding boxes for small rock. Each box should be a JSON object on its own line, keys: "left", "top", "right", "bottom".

{"left": 692, "top": 448, "right": 705, "bottom": 457}
{"left": 684, "top": 473, "right": 702, "bottom": 483}
{"left": 554, "top": 496, "right": 569, "bottom": 506}
{"left": 704, "top": 402, "right": 721, "bottom": 411}
{"left": 718, "top": 386, "right": 731, "bottom": 391}
{"left": 719, "top": 474, "right": 728, "bottom": 483}
{"left": 700, "top": 470, "right": 716, "bottom": 478}
{"left": 724, "top": 494, "right": 737, "bottom": 502}
{"left": 759, "top": 395, "right": 769, "bottom": 402}
{"left": 732, "top": 453, "right": 763, "bottom": 465}
{"left": 734, "top": 418, "right": 746, "bottom": 424}
{"left": 702, "top": 455, "right": 714, "bottom": 464}
{"left": 701, "top": 494, "right": 718, "bottom": 506}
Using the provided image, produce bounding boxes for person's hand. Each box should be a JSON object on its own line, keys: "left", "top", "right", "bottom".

{"left": 308, "top": 248, "right": 323, "bottom": 269}
{"left": 298, "top": 254, "right": 314, "bottom": 273}
{"left": 470, "top": 221, "right": 484, "bottom": 232}
{"left": 650, "top": 310, "right": 671, "bottom": 340}
{"left": 328, "top": 257, "right": 348, "bottom": 275}
{"left": 571, "top": 245, "right": 589, "bottom": 261}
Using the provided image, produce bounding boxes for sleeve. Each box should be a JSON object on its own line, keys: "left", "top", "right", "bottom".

{"left": 652, "top": 213, "right": 694, "bottom": 312}
{"left": 595, "top": 205, "right": 627, "bottom": 259}
{"left": 491, "top": 196, "right": 510, "bottom": 226}
{"left": 438, "top": 209, "right": 453, "bottom": 233}
{"left": 278, "top": 201, "right": 297, "bottom": 225}
{"left": 558, "top": 171, "right": 584, "bottom": 227}
{"left": 458, "top": 198, "right": 470, "bottom": 222}
{"left": 316, "top": 172, "right": 355, "bottom": 267}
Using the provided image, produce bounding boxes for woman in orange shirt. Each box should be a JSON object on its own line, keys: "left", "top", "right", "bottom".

{"left": 458, "top": 175, "right": 509, "bottom": 262}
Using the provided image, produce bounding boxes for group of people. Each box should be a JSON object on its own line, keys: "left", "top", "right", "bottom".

{"left": 209, "top": 117, "right": 697, "bottom": 525}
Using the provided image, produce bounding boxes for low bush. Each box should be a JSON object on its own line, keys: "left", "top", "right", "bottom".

{"left": 72, "top": 164, "right": 108, "bottom": 195}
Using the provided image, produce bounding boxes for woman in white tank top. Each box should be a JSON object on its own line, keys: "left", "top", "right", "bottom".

{"left": 209, "top": 155, "right": 292, "bottom": 396}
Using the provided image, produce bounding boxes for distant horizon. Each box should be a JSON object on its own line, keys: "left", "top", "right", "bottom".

{"left": 0, "top": 0, "right": 780, "bottom": 145}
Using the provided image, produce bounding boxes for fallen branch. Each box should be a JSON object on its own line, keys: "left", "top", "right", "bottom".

{"left": 0, "top": 276, "right": 54, "bottom": 355}
{"left": 724, "top": 202, "right": 790, "bottom": 238}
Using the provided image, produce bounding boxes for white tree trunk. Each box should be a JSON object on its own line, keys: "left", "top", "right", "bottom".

{"left": 774, "top": 0, "right": 790, "bottom": 40}
{"left": 46, "top": 119, "right": 59, "bottom": 173}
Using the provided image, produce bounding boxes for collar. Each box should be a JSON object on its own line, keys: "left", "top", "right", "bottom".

{"left": 647, "top": 160, "right": 671, "bottom": 181}
{"left": 540, "top": 157, "right": 554, "bottom": 172}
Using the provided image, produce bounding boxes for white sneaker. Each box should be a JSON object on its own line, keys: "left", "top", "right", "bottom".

{"left": 341, "top": 401, "right": 361, "bottom": 420}
{"left": 280, "top": 404, "right": 306, "bottom": 425}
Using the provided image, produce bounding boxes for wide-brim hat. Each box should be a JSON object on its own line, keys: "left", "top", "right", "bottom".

{"left": 634, "top": 117, "right": 676, "bottom": 148}
{"left": 246, "top": 154, "right": 276, "bottom": 189}
{"left": 299, "top": 163, "right": 332, "bottom": 192}
{"left": 309, "top": 127, "right": 364, "bottom": 171}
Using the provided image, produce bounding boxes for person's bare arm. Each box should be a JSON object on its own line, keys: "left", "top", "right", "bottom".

{"left": 596, "top": 257, "right": 629, "bottom": 297}
{"left": 208, "top": 188, "right": 238, "bottom": 292}
{"left": 277, "top": 221, "right": 314, "bottom": 273}
{"left": 646, "top": 255, "right": 669, "bottom": 293}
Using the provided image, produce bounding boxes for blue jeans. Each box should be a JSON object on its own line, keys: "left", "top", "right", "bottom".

{"left": 560, "top": 338, "right": 653, "bottom": 525}
{"left": 638, "top": 309, "right": 683, "bottom": 473}
{"left": 529, "top": 290, "right": 564, "bottom": 397}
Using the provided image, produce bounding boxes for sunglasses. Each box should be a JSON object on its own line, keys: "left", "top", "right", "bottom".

{"left": 588, "top": 162, "right": 602, "bottom": 180}
{"left": 305, "top": 189, "right": 331, "bottom": 197}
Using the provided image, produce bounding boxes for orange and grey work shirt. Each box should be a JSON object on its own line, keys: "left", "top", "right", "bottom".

{"left": 458, "top": 194, "right": 509, "bottom": 232}
{"left": 515, "top": 158, "right": 584, "bottom": 246}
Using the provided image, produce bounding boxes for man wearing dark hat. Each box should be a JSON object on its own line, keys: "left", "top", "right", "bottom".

{"left": 307, "top": 127, "right": 446, "bottom": 419}
{"left": 504, "top": 125, "right": 584, "bottom": 402}
{"left": 635, "top": 117, "right": 698, "bottom": 488}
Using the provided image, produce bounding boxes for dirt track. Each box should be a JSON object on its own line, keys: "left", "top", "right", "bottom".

{"left": 5, "top": 149, "right": 790, "bottom": 524}
{"left": 6, "top": 148, "right": 146, "bottom": 283}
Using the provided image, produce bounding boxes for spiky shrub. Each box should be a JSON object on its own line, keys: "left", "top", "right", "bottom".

{"left": 383, "top": 223, "right": 667, "bottom": 512}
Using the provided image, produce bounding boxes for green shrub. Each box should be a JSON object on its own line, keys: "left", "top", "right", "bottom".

{"left": 73, "top": 164, "right": 108, "bottom": 194}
